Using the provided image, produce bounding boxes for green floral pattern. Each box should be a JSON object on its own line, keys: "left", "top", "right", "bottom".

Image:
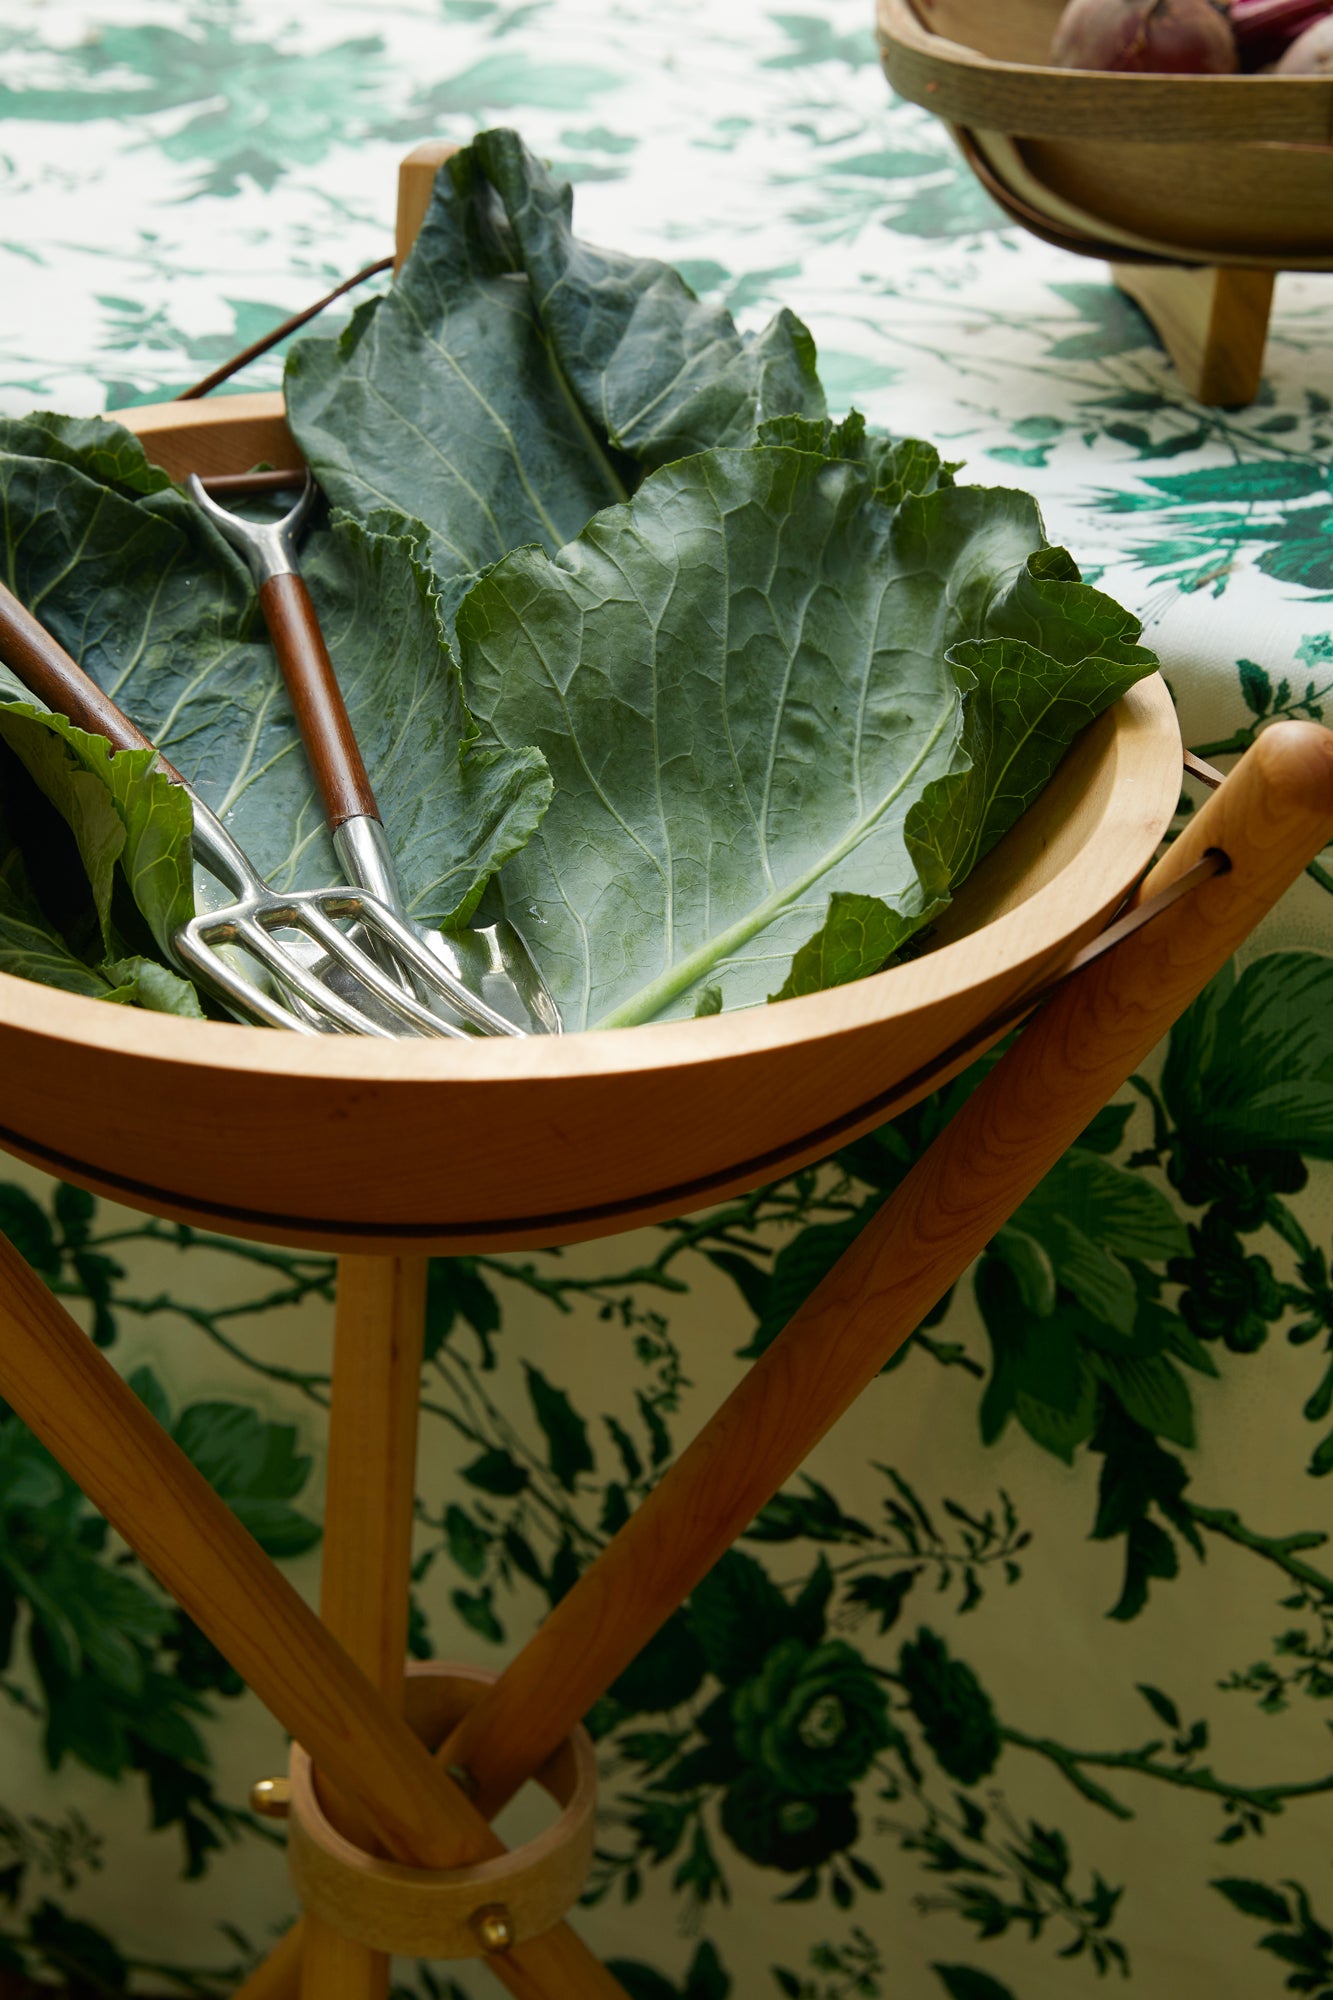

{"left": 3, "top": 1, "right": 1333, "bottom": 1994}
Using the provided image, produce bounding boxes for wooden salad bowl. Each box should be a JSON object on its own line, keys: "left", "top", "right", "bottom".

{"left": 0, "top": 390, "right": 1182, "bottom": 1254}
{"left": 877, "top": 0, "right": 1333, "bottom": 403}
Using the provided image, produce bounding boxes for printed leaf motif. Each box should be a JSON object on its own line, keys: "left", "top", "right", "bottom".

{"left": 0, "top": 1187, "right": 60, "bottom": 1277}
{"left": 1212, "top": 1877, "right": 1295, "bottom": 1925}
{"left": 161, "top": 1394, "right": 321, "bottom": 1558}
{"left": 1164, "top": 954, "right": 1333, "bottom": 1158}
{"left": 1016, "top": 1150, "right": 1187, "bottom": 1265}
{"left": 460, "top": 1448, "right": 529, "bottom": 1497}
{"left": 1092, "top": 1353, "right": 1195, "bottom": 1451}
{"left": 524, "top": 1364, "right": 594, "bottom": 1490}
{"left": 690, "top": 1551, "right": 792, "bottom": 1684}
{"left": 736, "top": 1205, "right": 881, "bottom": 1359}
{"left": 611, "top": 1612, "right": 708, "bottom": 1715}
{"left": 977, "top": 1263, "right": 1099, "bottom": 1462}
{"left": 932, "top": 1968, "right": 1018, "bottom": 2000}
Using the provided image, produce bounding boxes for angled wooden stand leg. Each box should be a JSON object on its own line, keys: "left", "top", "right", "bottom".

{"left": 1113, "top": 261, "right": 1275, "bottom": 405}
{"left": 0, "top": 1235, "right": 627, "bottom": 1999}
{"left": 299, "top": 1256, "right": 427, "bottom": 2000}
{"left": 434, "top": 721, "right": 1333, "bottom": 1814}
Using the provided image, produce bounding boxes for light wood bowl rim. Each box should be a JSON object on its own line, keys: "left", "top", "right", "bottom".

{"left": 3, "top": 386, "right": 1177, "bottom": 1093}
{"left": 876, "top": 0, "right": 1333, "bottom": 144}
{"left": 0, "top": 389, "right": 1183, "bottom": 1247}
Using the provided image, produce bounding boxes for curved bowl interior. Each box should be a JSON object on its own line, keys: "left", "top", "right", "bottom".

{"left": 0, "top": 397, "right": 1183, "bottom": 1251}
{"left": 914, "top": 0, "right": 1063, "bottom": 64}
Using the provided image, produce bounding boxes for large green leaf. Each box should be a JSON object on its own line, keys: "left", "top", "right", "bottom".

{"left": 284, "top": 129, "right": 825, "bottom": 609}
{"left": 1004, "top": 1149, "right": 1188, "bottom": 1336}
{"left": 0, "top": 845, "right": 122, "bottom": 1002}
{"left": 0, "top": 427, "right": 550, "bottom": 938}
{"left": 459, "top": 441, "right": 1155, "bottom": 1027}
{"left": 783, "top": 552, "right": 1156, "bottom": 994}
{"left": 0, "top": 715, "right": 201, "bottom": 1013}
{"left": 1163, "top": 953, "right": 1333, "bottom": 1157}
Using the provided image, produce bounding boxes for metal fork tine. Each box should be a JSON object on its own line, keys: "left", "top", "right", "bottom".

{"left": 174, "top": 926, "right": 325, "bottom": 1035}
{"left": 232, "top": 919, "right": 419, "bottom": 1039}
{"left": 296, "top": 904, "right": 479, "bottom": 1039}
{"left": 337, "top": 900, "right": 524, "bottom": 1037}
{"left": 180, "top": 893, "right": 468, "bottom": 1039}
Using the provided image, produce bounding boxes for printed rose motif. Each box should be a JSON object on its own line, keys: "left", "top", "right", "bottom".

{"left": 1173, "top": 1212, "right": 1285, "bottom": 1354}
{"left": 731, "top": 1638, "right": 892, "bottom": 1795}
{"left": 898, "top": 1629, "right": 1001, "bottom": 1786}
{"left": 719, "top": 1770, "right": 859, "bottom": 1872}
{"left": 1170, "top": 1148, "right": 1307, "bottom": 1232}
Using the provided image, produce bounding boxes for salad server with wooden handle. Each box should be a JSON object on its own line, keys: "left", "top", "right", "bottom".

{"left": 0, "top": 579, "right": 518, "bottom": 1038}
{"left": 188, "top": 472, "right": 560, "bottom": 1039}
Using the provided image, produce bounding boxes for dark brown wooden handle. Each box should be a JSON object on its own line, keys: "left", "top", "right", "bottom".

{"left": 258, "top": 573, "right": 378, "bottom": 830}
{"left": 0, "top": 579, "right": 184, "bottom": 782}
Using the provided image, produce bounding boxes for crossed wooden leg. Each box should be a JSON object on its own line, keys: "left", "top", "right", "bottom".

{"left": 2, "top": 722, "right": 1330, "bottom": 1997}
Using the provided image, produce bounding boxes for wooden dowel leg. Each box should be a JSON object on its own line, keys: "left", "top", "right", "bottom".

{"left": 0, "top": 1228, "right": 628, "bottom": 1998}
{"left": 437, "top": 720, "right": 1333, "bottom": 1818}
{"left": 234, "top": 1922, "right": 305, "bottom": 2000}
{"left": 300, "top": 1256, "right": 428, "bottom": 2000}
{"left": 1113, "top": 262, "right": 1275, "bottom": 405}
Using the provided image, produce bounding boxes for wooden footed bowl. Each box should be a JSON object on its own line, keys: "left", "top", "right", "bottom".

{"left": 0, "top": 392, "right": 1182, "bottom": 1254}
{"left": 877, "top": 0, "right": 1333, "bottom": 270}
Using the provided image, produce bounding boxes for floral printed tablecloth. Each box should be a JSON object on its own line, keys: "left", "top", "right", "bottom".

{"left": 3, "top": 4, "right": 1333, "bottom": 1997}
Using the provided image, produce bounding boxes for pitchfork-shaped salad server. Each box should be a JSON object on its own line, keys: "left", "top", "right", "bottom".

{"left": 188, "top": 471, "right": 560, "bottom": 1040}
{"left": 0, "top": 579, "right": 552, "bottom": 1038}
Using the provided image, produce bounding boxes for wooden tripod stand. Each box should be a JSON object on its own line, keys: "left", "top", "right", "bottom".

{"left": 3, "top": 147, "right": 1333, "bottom": 2000}
{"left": 4, "top": 717, "right": 1331, "bottom": 1998}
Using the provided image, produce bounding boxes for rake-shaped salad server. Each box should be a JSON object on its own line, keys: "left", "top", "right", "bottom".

{"left": 0, "top": 580, "right": 523, "bottom": 1038}
{"left": 187, "top": 472, "right": 560, "bottom": 1039}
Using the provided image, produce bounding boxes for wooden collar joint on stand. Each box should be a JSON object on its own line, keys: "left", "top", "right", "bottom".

{"left": 284, "top": 1663, "right": 597, "bottom": 1961}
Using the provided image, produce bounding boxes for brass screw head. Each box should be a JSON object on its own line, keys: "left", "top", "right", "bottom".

{"left": 249, "top": 1777, "right": 291, "bottom": 1820}
{"left": 471, "top": 1904, "right": 515, "bottom": 1954}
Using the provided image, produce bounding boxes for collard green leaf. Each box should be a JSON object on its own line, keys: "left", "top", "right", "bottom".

{"left": 0, "top": 436, "right": 549, "bottom": 940}
{"left": 461, "top": 444, "right": 966, "bottom": 1026}
{"left": 0, "top": 706, "right": 128, "bottom": 951}
{"left": 461, "top": 442, "right": 1154, "bottom": 1026}
{"left": 285, "top": 129, "right": 824, "bottom": 608}
{"left": 0, "top": 720, "right": 200, "bottom": 1013}
{"left": 0, "top": 410, "right": 174, "bottom": 500}
{"left": 1, "top": 159, "right": 1156, "bottom": 1026}
{"left": 0, "top": 846, "right": 120, "bottom": 1002}
{"left": 475, "top": 129, "right": 824, "bottom": 469}
{"left": 100, "top": 955, "right": 205, "bottom": 1018}
{"left": 788, "top": 570, "right": 1156, "bottom": 990}
{"left": 775, "top": 891, "right": 910, "bottom": 1001}
{"left": 757, "top": 410, "right": 956, "bottom": 503}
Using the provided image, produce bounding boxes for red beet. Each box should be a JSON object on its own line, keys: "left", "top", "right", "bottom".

{"left": 1276, "top": 14, "right": 1333, "bottom": 63}
{"left": 1051, "top": 0, "right": 1240, "bottom": 72}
